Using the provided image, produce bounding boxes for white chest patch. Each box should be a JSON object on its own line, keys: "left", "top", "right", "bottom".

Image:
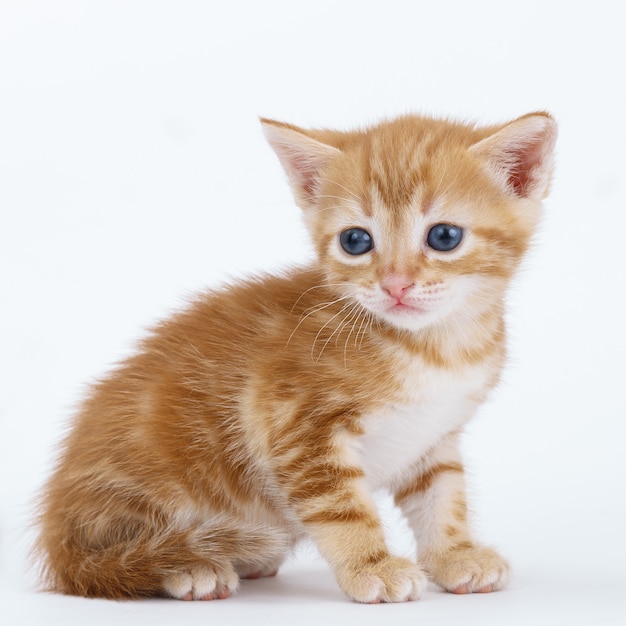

{"left": 354, "top": 359, "right": 491, "bottom": 488}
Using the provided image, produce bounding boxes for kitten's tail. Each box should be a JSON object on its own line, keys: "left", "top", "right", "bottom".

{"left": 35, "top": 522, "right": 289, "bottom": 599}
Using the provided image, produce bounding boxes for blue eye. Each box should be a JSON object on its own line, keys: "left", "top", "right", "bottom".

{"left": 340, "top": 228, "right": 374, "bottom": 255}
{"left": 427, "top": 224, "right": 463, "bottom": 252}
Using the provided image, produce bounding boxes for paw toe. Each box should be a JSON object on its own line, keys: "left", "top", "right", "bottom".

{"left": 163, "top": 563, "right": 239, "bottom": 601}
{"left": 339, "top": 556, "right": 426, "bottom": 604}
{"left": 430, "top": 545, "right": 509, "bottom": 595}
{"left": 450, "top": 582, "right": 494, "bottom": 595}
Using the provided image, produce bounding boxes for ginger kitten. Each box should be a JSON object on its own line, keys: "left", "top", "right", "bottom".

{"left": 36, "top": 111, "right": 557, "bottom": 603}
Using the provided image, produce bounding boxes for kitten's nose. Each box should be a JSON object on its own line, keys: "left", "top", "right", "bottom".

{"left": 381, "top": 276, "right": 415, "bottom": 300}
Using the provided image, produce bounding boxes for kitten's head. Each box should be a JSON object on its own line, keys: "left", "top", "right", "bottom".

{"left": 262, "top": 113, "right": 557, "bottom": 333}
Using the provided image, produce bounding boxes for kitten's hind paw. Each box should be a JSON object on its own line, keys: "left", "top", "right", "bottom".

{"left": 337, "top": 556, "right": 427, "bottom": 604}
{"left": 163, "top": 563, "right": 239, "bottom": 600}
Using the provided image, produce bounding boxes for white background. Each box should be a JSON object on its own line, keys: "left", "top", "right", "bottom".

{"left": 1, "top": 1, "right": 625, "bottom": 624}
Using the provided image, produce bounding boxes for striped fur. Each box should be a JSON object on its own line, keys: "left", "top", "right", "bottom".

{"left": 35, "top": 112, "right": 557, "bottom": 603}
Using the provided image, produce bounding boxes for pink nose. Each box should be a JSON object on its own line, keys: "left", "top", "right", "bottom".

{"left": 381, "top": 276, "right": 415, "bottom": 300}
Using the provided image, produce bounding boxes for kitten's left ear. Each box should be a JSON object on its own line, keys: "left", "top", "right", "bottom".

{"left": 261, "top": 118, "right": 341, "bottom": 209}
{"left": 470, "top": 112, "right": 558, "bottom": 200}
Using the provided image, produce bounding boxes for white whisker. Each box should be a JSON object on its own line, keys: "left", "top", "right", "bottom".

{"left": 286, "top": 293, "right": 354, "bottom": 347}
{"left": 342, "top": 305, "right": 368, "bottom": 366}
{"left": 322, "top": 179, "right": 362, "bottom": 202}
{"left": 290, "top": 282, "right": 352, "bottom": 313}
{"left": 354, "top": 309, "right": 372, "bottom": 350}
{"left": 311, "top": 301, "right": 353, "bottom": 361}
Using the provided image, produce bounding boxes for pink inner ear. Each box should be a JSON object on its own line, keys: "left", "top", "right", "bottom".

{"left": 507, "top": 139, "right": 545, "bottom": 197}
{"left": 290, "top": 154, "right": 319, "bottom": 199}
{"left": 470, "top": 113, "right": 557, "bottom": 201}
{"left": 262, "top": 121, "right": 342, "bottom": 206}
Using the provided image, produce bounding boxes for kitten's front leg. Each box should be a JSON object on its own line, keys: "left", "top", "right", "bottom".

{"left": 394, "top": 437, "right": 509, "bottom": 594}
{"left": 278, "top": 446, "right": 426, "bottom": 603}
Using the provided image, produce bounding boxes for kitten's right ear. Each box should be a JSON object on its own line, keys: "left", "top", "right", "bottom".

{"left": 261, "top": 118, "right": 341, "bottom": 209}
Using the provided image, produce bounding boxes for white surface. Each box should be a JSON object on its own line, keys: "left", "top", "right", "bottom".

{"left": 1, "top": 1, "right": 625, "bottom": 624}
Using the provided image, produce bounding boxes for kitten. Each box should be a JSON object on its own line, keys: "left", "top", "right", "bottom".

{"left": 35, "top": 111, "right": 557, "bottom": 603}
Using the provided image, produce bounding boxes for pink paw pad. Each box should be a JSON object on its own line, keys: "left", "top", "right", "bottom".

{"left": 242, "top": 569, "right": 278, "bottom": 580}
{"left": 451, "top": 583, "right": 495, "bottom": 595}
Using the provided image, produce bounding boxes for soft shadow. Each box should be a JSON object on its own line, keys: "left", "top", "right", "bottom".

{"left": 238, "top": 565, "right": 346, "bottom": 604}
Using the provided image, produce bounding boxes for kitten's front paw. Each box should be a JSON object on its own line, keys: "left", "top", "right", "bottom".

{"left": 426, "top": 545, "right": 509, "bottom": 594}
{"left": 337, "top": 556, "right": 426, "bottom": 604}
{"left": 163, "top": 562, "right": 239, "bottom": 600}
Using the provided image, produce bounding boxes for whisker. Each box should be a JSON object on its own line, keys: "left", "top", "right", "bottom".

{"left": 364, "top": 313, "right": 376, "bottom": 347}
{"left": 431, "top": 163, "right": 448, "bottom": 199}
{"left": 342, "top": 305, "right": 367, "bottom": 366}
{"left": 354, "top": 309, "right": 372, "bottom": 349}
{"left": 311, "top": 301, "right": 353, "bottom": 360}
{"left": 322, "top": 179, "right": 362, "bottom": 202}
{"left": 299, "top": 295, "right": 352, "bottom": 318}
{"left": 325, "top": 303, "right": 362, "bottom": 366}
{"left": 286, "top": 294, "right": 354, "bottom": 347}
{"left": 315, "top": 195, "right": 354, "bottom": 204}
{"left": 290, "top": 282, "right": 353, "bottom": 313}
{"left": 311, "top": 203, "right": 353, "bottom": 216}
{"left": 311, "top": 301, "right": 356, "bottom": 362}
{"left": 430, "top": 161, "right": 462, "bottom": 203}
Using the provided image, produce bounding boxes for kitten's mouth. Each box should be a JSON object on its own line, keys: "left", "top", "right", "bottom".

{"left": 388, "top": 301, "right": 428, "bottom": 314}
